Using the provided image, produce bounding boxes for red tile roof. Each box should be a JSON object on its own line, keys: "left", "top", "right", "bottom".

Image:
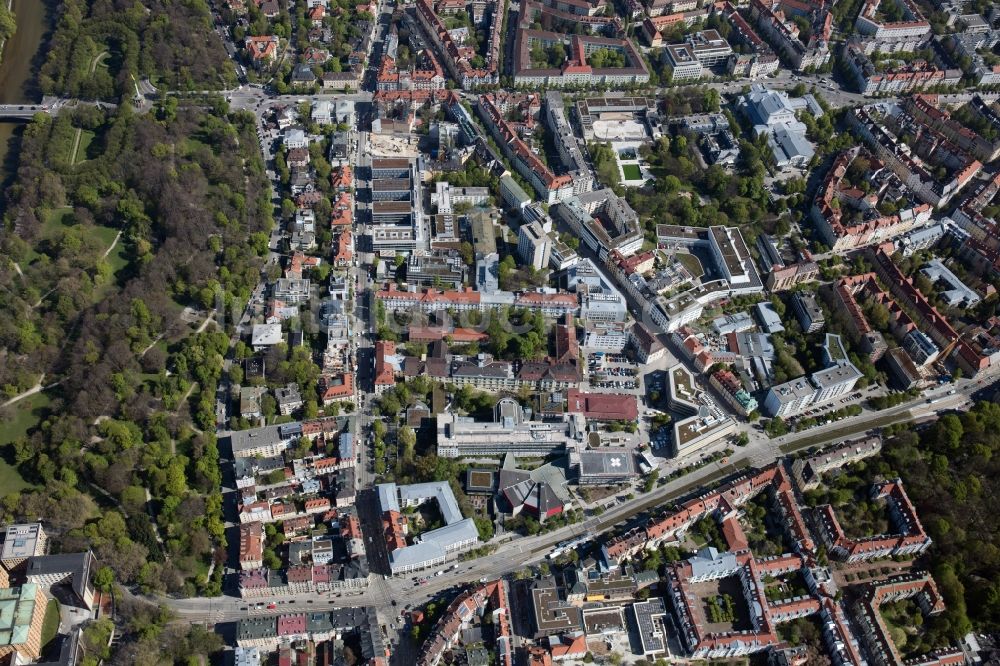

{"left": 565, "top": 389, "right": 638, "bottom": 421}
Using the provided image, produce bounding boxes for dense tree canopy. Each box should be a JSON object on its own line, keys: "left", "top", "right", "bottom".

{"left": 882, "top": 402, "right": 1000, "bottom": 637}
{"left": 39, "top": 0, "right": 237, "bottom": 99}
{"left": 0, "top": 97, "right": 272, "bottom": 597}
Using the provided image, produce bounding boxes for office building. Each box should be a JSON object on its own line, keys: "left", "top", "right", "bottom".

{"left": 518, "top": 221, "right": 552, "bottom": 270}
{"left": 764, "top": 335, "right": 862, "bottom": 418}
{"left": 0, "top": 524, "right": 46, "bottom": 569}
{"left": 25, "top": 551, "right": 96, "bottom": 610}
{"left": 377, "top": 482, "right": 480, "bottom": 574}
{"left": 0, "top": 584, "right": 47, "bottom": 660}
{"left": 437, "top": 404, "right": 586, "bottom": 458}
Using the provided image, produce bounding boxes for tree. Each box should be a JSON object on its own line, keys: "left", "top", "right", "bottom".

{"left": 94, "top": 566, "right": 116, "bottom": 592}
{"left": 398, "top": 426, "right": 416, "bottom": 462}
{"left": 765, "top": 417, "right": 788, "bottom": 437}
{"left": 261, "top": 393, "right": 277, "bottom": 420}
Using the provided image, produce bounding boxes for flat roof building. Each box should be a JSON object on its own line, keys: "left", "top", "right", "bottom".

{"left": 0, "top": 524, "right": 46, "bottom": 568}
{"left": 518, "top": 221, "right": 552, "bottom": 271}
{"left": 25, "top": 551, "right": 96, "bottom": 610}
{"left": 791, "top": 291, "right": 825, "bottom": 333}
{"left": 574, "top": 450, "right": 638, "bottom": 485}
{"left": 377, "top": 482, "right": 480, "bottom": 575}
{"left": 437, "top": 410, "right": 586, "bottom": 459}
{"left": 631, "top": 598, "right": 668, "bottom": 656}
{"left": 764, "top": 334, "right": 862, "bottom": 418}
{"left": 530, "top": 578, "right": 583, "bottom": 638}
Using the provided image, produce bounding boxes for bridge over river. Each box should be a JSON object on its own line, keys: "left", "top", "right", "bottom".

{"left": 0, "top": 103, "right": 49, "bottom": 119}
{"left": 0, "top": 97, "right": 119, "bottom": 120}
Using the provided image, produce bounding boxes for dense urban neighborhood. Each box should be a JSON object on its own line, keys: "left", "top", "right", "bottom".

{"left": 5, "top": 0, "right": 1000, "bottom": 664}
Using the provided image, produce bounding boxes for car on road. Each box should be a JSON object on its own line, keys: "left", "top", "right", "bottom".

{"left": 267, "top": 603, "right": 277, "bottom": 609}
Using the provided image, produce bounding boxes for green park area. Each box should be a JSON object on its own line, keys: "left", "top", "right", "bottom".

{"left": 0, "top": 390, "right": 50, "bottom": 494}
{"left": 621, "top": 164, "right": 643, "bottom": 180}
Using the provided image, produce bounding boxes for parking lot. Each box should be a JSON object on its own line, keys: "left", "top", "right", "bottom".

{"left": 586, "top": 352, "right": 640, "bottom": 391}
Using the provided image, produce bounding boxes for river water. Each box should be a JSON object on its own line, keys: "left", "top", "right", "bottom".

{"left": 0, "top": 0, "right": 50, "bottom": 205}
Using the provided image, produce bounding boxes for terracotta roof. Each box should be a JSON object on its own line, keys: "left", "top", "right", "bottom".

{"left": 565, "top": 389, "right": 638, "bottom": 421}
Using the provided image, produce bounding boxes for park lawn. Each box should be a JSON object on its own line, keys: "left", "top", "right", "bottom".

{"left": 0, "top": 389, "right": 49, "bottom": 493}
{"left": 40, "top": 599, "right": 60, "bottom": 648}
{"left": 621, "top": 164, "right": 643, "bottom": 180}
{"left": 43, "top": 207, "right": 74, "bottom": 231}
{"left": 28, "top": 208, "right": 76, "bottom": 262}
{"left": 90, "top": 225, "right": 128, "bottom": 274}
{"left": 74, "top": 129, "right": 96, "bottom": 164}
{"left": 27, "top": 209, "right": 123, "bottom": 273}
{"left": 0, "top": 458, "right": 32, "bottom": 495}
{"left": 0, "top": 390, "right": 52, "bottom": 448}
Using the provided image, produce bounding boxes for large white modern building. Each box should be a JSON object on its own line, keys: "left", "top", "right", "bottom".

{"left": 668, "top": 365, "right": 738, "bottom": 459}
{"left": 377, "top": 482, "right": 480, "bottom": 575}
{"left": 437, "top": 400, "right": 587, "bottom": 458}
{"left": 566, "top": 259, "right": 629, "bottom": 324}
{"left": 763, "top": 335, "right": 862, "bottom": 418}
{"left": 642, "top": 225, "right": 764, "bottom": 332}
{"left": 368, "top": 156, "right": 425, "bottom": 253}
{"left": 738, "top": 84, "right": 821, "bottom": 169}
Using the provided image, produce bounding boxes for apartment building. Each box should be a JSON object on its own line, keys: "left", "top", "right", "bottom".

{"left": 847, "top": 105, "right": 980, "bottom": 207}
{"left": 512, "top": 29, "right": 650, "bottom": 87}
{"left": 854, "top": 0, "right": 930, "bottom": 42}
{"left": 415, "top": 0, "right": 502, "bottom": 88}
{"left": 552, "top": 189, "right": 643, "bottom": 261}
{"left": 815, "top": 479, "right": 932, "bottom": 562}
{"left": 709, "top": 369, "right": 758, "bottom": 416}
{"left": 811, "top": 147, "right": 932, "bottom": 252}
{"left": 843, "top": 42, "right": 961, "bottom": 96}
{"left": 477, "top": 94, "right": 574, "bottom": 204}
{"left": 545, "top": 91, "right": 594, "bottom": 196}
{"left": 750, "top": 0, "right": 831, "bottom": 70}
{"left": 240, "top": 522, "right": 265, "bottom": 570}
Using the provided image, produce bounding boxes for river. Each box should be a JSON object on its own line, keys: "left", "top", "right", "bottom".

{"left": 0, "top": 0, "right": 50, "bottom": 208}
